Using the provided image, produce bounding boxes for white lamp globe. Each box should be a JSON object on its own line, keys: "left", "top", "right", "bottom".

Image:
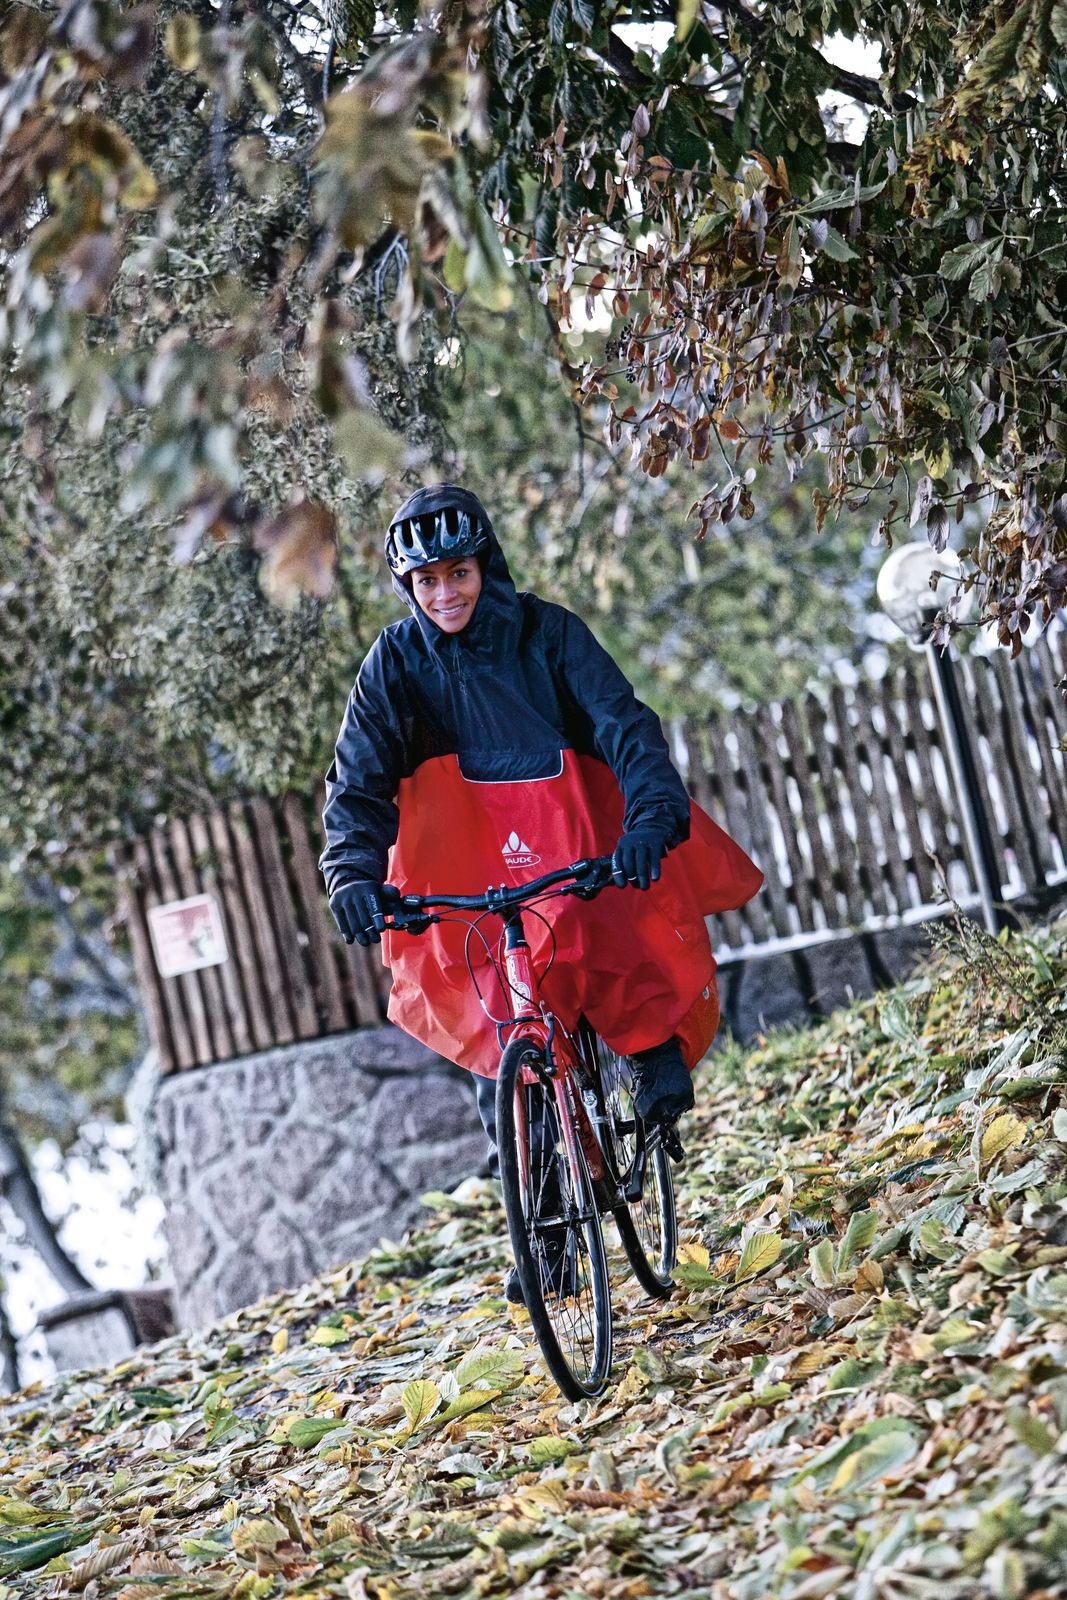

{"left": 876, "top": 542, "right": 966, "bottom": 645}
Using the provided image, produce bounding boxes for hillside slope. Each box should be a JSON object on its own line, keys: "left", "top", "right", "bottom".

{"left": 4, "top": 911, "right": 1067, "bottom": 1599}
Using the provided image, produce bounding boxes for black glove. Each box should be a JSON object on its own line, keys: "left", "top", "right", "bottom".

{"left": 611, "top": 831, "right": 667, "bottom": 891}
{"left": 329, "top": 880, "right": 401, "bottom": 945}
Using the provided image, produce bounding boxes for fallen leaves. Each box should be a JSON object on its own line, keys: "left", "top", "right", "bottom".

{"left": 4, "top": 916, "right": 1067, "bottom": 1595}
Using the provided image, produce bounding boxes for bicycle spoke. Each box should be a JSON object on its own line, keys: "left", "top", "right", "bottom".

{"left": 581, "top": 1023, "right": 678, "bottom": 1297}
{"left": 497, "top": 1038, "right": 612, "bottom": 1398}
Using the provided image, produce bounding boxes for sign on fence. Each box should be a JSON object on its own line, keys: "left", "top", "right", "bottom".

{"left": 147, "top": 894, "right": 229, "bottom": 977}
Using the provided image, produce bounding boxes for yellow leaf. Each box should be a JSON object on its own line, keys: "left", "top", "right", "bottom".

{"left": 401, "top": 1379, "right": 441, "bottom": 1433}
{"left": 164, "top": 14, "right": 201, "bottom": 70}
{"left": 676, "top": 1240, "right": 710, "bottom": 1269}
{"left": 511, "top": 1481, "right": 568, "bottom": 1520}
{"left": 980, "top": 1113, "right": 1028, "bottom": 1167}
{"left": 676, "top": 0, "right": 699, "bottom": 39}
{"left": 119, "top": 160, "right": 158, "bottom": 210}
{"left": 271, "top": 1329, "right": 289, "bottom": 1355}
{"left": 735, "top": 1229, "right": 782, "bottom": 1281}
{"left": 854, "top": 1258, "right": 885, "bottom": 1293}
{"left": 921, "top": 438, "right": 952, "bottom": 479}
{"left": 232, "top": 1519, "right": 286, "bottom": 1558}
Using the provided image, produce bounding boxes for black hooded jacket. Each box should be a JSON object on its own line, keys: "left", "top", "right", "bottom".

{"left": 318, "top": 485, "right": 691, "bottom": 895}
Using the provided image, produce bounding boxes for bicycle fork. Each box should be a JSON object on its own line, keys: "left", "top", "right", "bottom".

{"left": 501, "top": 914, "right": 606, "bottom": 1195}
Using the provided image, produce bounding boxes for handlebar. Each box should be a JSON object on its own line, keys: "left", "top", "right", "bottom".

{"left": 383, "top": 854, "right": 616, "bottom": 933}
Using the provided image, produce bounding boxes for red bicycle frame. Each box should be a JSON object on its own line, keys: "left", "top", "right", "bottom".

{"left": 499, "top": 910, "right": 606, "bottom": 1189}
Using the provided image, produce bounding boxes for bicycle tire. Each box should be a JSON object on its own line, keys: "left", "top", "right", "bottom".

{"left": 580, "top": 1024, "right": 678, "bottom": 1298}
{"left": 495, "top": 1037, "right": 613, "bottom": 1400}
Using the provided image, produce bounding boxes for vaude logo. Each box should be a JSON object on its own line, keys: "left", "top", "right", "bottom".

{"left": 501, "top": 830, "right": 541, "bottom": 868}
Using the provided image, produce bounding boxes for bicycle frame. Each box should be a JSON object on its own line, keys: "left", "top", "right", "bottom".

{"left": 497, "top": 907, "right": 607, "bottom": 1192}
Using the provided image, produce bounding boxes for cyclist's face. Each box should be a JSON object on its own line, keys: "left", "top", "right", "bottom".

{"left": 410, "top": 556, "right": 483, "bottom": 633}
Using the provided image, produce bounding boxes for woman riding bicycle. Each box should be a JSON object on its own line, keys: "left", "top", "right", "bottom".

{"left": 319, "top": 484, "right": 763, "bottom": 1257}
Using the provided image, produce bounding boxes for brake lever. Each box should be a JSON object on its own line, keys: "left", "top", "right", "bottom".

{"left": 384, "top": 907, "right": 437, "bottom": 936}
{"left": 569, "top": 861, "right": 615, "bottom": 901}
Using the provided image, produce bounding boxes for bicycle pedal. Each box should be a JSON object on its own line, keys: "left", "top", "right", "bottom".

{"left": 660, "top": 1124, "right": 685, "bottom": 1164}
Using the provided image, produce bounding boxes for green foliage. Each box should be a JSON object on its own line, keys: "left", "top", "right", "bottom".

{"left": 442, "top": 297, "right": 877, "bottom": 713}
{"left": 0, "top": 865, "right": 141, "bottom": 1147}
{"left": 1, "top": 0, "right": 1063, "bottom": 677}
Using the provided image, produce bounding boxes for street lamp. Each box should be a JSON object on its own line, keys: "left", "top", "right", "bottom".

{"left": 876, "top": 542, "right": 1006, "bottom": 934}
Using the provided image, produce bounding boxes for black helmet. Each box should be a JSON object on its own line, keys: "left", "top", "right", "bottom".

{"left": 385, "top": 503, "right": 490, "bottom": 577}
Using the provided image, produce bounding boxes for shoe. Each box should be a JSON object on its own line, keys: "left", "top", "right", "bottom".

{"left": 504, "top": 1235, "right": 579, "bottom": 1305}
{"left": 628, "top": 1039, "right": 695, "bottom": 1125}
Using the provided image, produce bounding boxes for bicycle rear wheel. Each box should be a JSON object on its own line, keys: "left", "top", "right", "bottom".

{"left": 496, "top": 1037, "right": 612, "bottom": 1399}
{"left": 579, "top": 1024, "right": 677, "bottom": 1298}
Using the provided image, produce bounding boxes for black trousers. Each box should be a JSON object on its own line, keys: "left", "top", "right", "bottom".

{"left": 472, "top": 1035, "right": 682, "bottom": 1176}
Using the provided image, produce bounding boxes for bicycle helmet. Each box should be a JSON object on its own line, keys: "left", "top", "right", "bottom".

{"left": 385, "top": 502, "right": 491, "bottom": 578}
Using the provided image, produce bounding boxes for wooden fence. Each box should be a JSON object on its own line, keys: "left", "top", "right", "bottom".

{"left": 119, "top": 633, "right": 1067, "bottom": 1075}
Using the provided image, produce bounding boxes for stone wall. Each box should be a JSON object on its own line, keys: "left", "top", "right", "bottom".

{"left": 717, "top": 919, "right": 939, "bottom": 1042}
{"left": 717, "top": 884, "right": 1067, "bottom": 1043}
{"left": 152, "top": 1028, "right": 485, "bottom": 1329}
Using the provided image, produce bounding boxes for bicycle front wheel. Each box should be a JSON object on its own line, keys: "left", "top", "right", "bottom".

{"left": 580, "top": 1024, "right": 677, "bottom": 1298}
{"left": 495, "top": 1037, "right": 612, "bottom": 1400}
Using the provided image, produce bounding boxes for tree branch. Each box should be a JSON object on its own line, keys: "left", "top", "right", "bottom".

{"left": 0, "top": 1285, "right": 19, "bottom": 1394}
{"left": 708, "top": 1, "right": 915, "bottom": 109}
{"left": 0, "top": 1118, "right": 93, "bottom": 1296}
{"left": 596, "top": 24, "right": 861, "bottom": 169}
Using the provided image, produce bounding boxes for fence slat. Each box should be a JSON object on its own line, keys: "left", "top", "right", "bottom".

{"left": 733, "top": 716, "right": 793, "bottom": 936}
{"left": 964, "top": 657, "right": 1033, "bottom": 891}
{"left": 1014, "top": 654, "right": 1067, "bottom": 854}
{"left": 803, "top": 691, "right": 867, "bottom": 926}
{"left": 205, "top": 809, "right": 276, "bottom": 1051}
{"left": 685, "top": 720, "right": 745, "bottom": 946}
{"left": 147, "top": 827, "right": 214, "bottom": 1066}
{"left": 993, "top": 654, "right": 1055, "bottom": 879}
{"left": 850, "top": 685, "right": 914, "bottom": 913}
{"left": 706, "top": 711, "right": 770, "bottom": 942}
{"left": 132, "top": 835, "right": 195, "bottom": 1070}
{"left": 899, "top": 669, "right": 960, "bottom": 893}
{"left": 186, "top": 813, "right": 254, "bottom": 1058}
{"left": 225, "top": 803, "right": 295, "bottom": 1046}
{"left": 247, "top": 796, "right": 319, "bottom": 1038}
{"left": 1033, "top": 638, "right": 1067, "bottom": 745}
{"left": 281, "top": 793, "right": 348, "bottom": 1033}
{"left": 169, "top": 816, "right": 236, "bottom": 1062}
{"left": 115, "top": 846, "right": 177, "bottom": 1074}
{"left": 752, "top": 704, "right": 814, "bottom": 930}
{"left": 876, "top": 675, "right": 935, "bottom": 904}
{"left": 309, "top": 790, "right": 388, "bottom": 1023}
{"left": 778, "top": 697, "right": 841, "bottom": 927}
{"left": 828, "top": 684, "right": 890, "bottom": 917}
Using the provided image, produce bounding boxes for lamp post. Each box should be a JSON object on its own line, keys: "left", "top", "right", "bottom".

{"left": 876, "top": 543, "right": 1006, "bottom": 935}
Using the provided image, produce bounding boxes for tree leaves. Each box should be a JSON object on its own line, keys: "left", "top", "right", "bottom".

{"left": 734, "top": 1229, "right": 782, "bottom": 1281}
{"left": 251, "top": 499, "right": 339, "bottom": 608}
{"left": 401, "top": 1379, "right": 442, "bottom": 1433}
{"left": 979, "top": 1112, "right": 1028, "bottom": 1169}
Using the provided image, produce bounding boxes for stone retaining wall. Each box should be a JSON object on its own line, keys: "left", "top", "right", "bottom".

{"left": 152, "top": 1028, "right": 485, "bottom": 1329}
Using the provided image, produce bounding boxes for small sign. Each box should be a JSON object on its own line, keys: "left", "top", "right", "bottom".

{"left": 147, "top": 894, "right": 228, "bottom": 978}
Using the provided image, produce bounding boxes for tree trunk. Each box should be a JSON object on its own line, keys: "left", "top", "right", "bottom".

{"left": 0, "top": 1118, "right": 92, "bottom": 1294}
{"left": 0, "top": 1284, "right": 20, "bottom": 1393}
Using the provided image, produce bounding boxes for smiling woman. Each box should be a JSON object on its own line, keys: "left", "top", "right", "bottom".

{"left": 408, "top": 557, "right": 484, "bottom": 636}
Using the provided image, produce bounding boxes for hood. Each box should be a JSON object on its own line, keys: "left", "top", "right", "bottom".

{"left": 387, "top": 483, "right": 522, "bottom": 658}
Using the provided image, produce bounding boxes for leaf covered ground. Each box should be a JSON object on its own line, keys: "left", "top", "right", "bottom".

{"left": 4, "top": 911, "right": 1067, "bottom": 1599}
